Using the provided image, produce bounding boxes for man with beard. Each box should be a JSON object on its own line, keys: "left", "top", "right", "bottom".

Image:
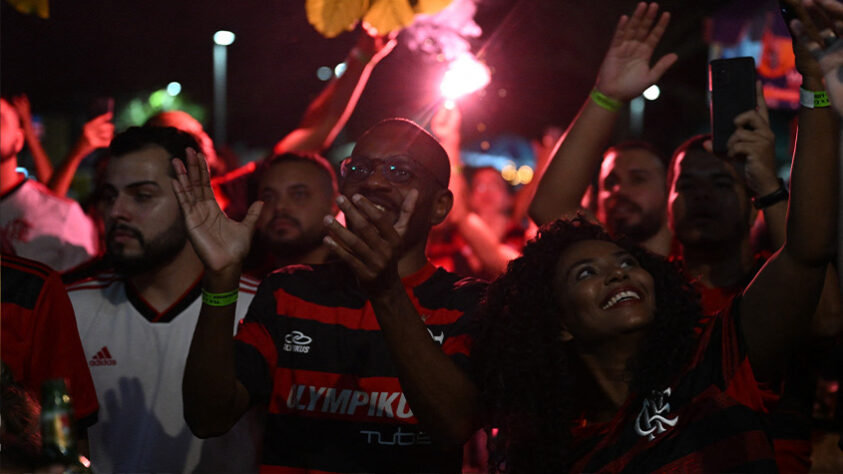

{"left": 0, "top": 97, "right": 99, "bottom": 271}
{"left": 178, "top": 118, "right": 485, "bottom": 472}
{"left": 65, "top": 126, "right": 262, "bottom": 474}
{"left": 243, "top": 152, "right": 338, "bottom": 278}
{"left": 529, "top": 4, "right": 676, "bottom": 256}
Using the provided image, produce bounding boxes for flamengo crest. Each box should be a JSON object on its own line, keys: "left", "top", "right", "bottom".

{"left": 634, "top": 387, "right": 678, "bottom": 441}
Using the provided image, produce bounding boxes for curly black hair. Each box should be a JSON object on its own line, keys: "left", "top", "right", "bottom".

{"left": 473, "top": 217, "right": 702, "bottom": 473}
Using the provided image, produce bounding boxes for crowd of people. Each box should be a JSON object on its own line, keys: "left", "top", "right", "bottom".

{"left": 2, "top": 0, "right": 843, "bottom": 472}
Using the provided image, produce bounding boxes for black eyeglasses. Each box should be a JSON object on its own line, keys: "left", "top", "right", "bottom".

{"left": 340, "top": 156, "right": 445, "bottom": 187}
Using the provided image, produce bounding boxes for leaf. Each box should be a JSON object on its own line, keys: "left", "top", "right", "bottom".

{"left": 412, "top": 0, "right": 452, "bottom": 15}
{"left": 306, "top": 0, "right": 369, "bottom": 39}
{"left": 5, "top": 0, "right": 49, "bottom": 18}
{"left": 363, "top": 0, "right": 415, "bottom": 36}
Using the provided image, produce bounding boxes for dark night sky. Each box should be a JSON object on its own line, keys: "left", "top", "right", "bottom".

{"left": 2, "top": 0, "right": 740, "bottom": 161}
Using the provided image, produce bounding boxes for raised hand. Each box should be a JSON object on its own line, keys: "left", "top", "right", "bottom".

{"left": 728, "top": 81, "right": 780, "bottom": 196}
{"left": 595, "top": 2, "right": 678, "bottom": 102}
{"left": 171, "top": 148, "right": 263, "bottom": 273}
{"left": 789, "top": 0, "right": 843, "bottom": 113}
{"left": 10, "top": 94, "right": 34, "bottom": 129}
{"left": 355, "top": 28, "right": 397, "bottom": 65}
{"left": 79, "top": 113, "right": 115, "bottom": 151}
{"left": 323, "top": 190, "right": 418, "bottom": 294}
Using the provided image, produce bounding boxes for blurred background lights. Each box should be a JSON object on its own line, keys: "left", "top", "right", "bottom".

{"left": 166, "top": 81, "right": 182, "bottom": 96}
{"left": 440, "top": 54, "right": 491, "bottom": 101}
{"left": 501, "top": 163, "right": 517, "bottom": 182}
{"left": 213, "top": 30, "right": 235, "bottom": 46}
{"left": 643, "top": 84, "right": 660, "bottom": 101}
{"left": 516, "top": 165, "right": 534, "bottom": 185}
{"left": 334, "top": 62, "right": 347, "bottom": 78}
{"left": 316, "top": 66, "right": 333, "bottom": 81}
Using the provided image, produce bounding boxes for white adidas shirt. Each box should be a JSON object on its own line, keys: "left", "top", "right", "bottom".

{"left": 68, "top": 273, "right": 262, "bottom": 474}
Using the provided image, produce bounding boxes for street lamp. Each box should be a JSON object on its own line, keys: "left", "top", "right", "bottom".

{"left": 213, "top": 30, "right": 235, "bottom": 145}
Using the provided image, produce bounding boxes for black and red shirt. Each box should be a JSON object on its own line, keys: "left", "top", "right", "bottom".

{"left": 235, "top": 262, "right": 486, "bottom": 473}
{"left": 568, "top": 301, "right": 777, "bottom": 473}
{"left": 1, "top": 254, "right": 99, "bottom": 429}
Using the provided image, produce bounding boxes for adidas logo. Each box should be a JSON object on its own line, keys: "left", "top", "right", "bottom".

{"left": 89, "top": 346, "right": 116, "bottom": 366}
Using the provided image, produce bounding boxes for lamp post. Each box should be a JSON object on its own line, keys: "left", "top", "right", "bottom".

{"left": 213, "top": 30, "right": 235, "bottom": 146}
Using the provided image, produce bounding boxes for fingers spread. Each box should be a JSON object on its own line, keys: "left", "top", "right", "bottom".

{"left": 351, "top": 194, "right": 400, "bottom": 246}
{"left": 324, "top": 214, "right": 382, "bottom": 272}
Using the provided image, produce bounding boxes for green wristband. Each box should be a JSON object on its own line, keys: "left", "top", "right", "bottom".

{"left": 590, "top": 89, "right": 623, "bottom": 112}
{"left": 201, "top": 288, "right": 239, "bottom": 307}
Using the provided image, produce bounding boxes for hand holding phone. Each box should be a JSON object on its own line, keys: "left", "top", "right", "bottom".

{"left": 710, "top": 57, "right": 757, "bottom": 155}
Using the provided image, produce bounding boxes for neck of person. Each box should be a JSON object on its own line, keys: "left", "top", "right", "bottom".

{"left": 273, "top": 242, "right": 332, "bottom": 268}
{"left": 638, "top": 223, "right": 673, "bottom": 257}
{"left": 396, "top": 238, "right": 431, "bottom": 279}
{"left": 574, "top": 332, "right": 645, "bottom": 423}
{"left": 0, "top": 158, "right": 22, "bottom": 195}
{"left": 681, "top": 236, "right": 754, "bottom": 289}
{"left": 129, "top": 243, "right": 205, "bottom": 313}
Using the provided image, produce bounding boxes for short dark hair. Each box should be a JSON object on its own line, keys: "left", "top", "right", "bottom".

{"left": 258, "top": 152, "right": 338, "bottom": 197}
{"left": 606, "top": 140, "right": 670, "bottom": 170}
{"left": 109, "top": 126, "right": 200, "bottom": 176}
{"left": 667, "top": 134, "right": 711, "bottom": 187}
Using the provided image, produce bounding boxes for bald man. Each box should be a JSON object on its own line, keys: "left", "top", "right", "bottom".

{"left": 180, "top": 119, "right": 485, "bottom": 472}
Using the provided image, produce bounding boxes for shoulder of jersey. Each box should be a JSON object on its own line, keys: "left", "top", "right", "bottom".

{"left": 239, "top": 274, "right": 260, "bottom": 295}
{"left": 2, "top": 254, "right": 55, "bottom": 278}
{"left": 28, "top": 179, "right": 85, "bottom": 206}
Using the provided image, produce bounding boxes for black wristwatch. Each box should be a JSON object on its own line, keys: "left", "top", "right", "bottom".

{"left": 752, "top": 179, "right": 789, "bottom": 209}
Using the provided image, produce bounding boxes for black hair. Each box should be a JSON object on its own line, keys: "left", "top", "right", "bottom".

{"left": 258, "top": 151, "right": 338, "bottom": 197}
{"left": 666, "top": 134, "right": 711, "bottom": 188}
{"left": 606, "top": 140, "right": 670, "bottom": 171}
{"left": 473, "top": 216, "right": 701, "bottom": 472}
{"left": 109, "top": 126, "right": 200, "bottom": 177}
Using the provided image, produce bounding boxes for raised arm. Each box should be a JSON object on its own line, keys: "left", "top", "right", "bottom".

{"left": 529, "top": 2, "right": 677, "bottom": 225}
{"left": 431, "top": 104, "right": 519, "bottom": 276}
{"left": 726, "top": 82, "right": 787, "bottom": 249}
{"left": 11, "top": 95, "right": 53, "bottom": 184}
{"left": 323, "top": 192, "right": 480, "bottom": 446}
{"left": 48, "top": 113, "right": 114, "bottom": 196}
{"left": 173, "top": 149, "right": 264, "bottom": 437}
{"left": 739, "top": 0, "right": 840, "bottom": 381}
{"left": 273, "top": 31, "right": 396, "bottom": 154}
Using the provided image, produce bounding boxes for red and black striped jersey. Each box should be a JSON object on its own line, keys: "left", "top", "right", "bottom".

{"left": 234, "top": 262, "right": 486, "bottom": 473}
{"left": 1, "top": 254, "right": 99, "bottom": 429}
{"left": 568, "top": 301, "right": 777, "bottom": 473}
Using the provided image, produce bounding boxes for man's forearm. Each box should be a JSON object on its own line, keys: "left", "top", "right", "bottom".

{"left": 529, "top": 97, "right": 621, "bottom": 225}
{"left": 787, "top": 75, "right": 839, "bottom": 263}
{"left": 274, "top": 52, "right": 376, "bottom": 154}
{"left": 370, "top": 282, "right": 480, "bottom": 447}
{"left": 182, "top": 268, "right": 249, "bottom": 438}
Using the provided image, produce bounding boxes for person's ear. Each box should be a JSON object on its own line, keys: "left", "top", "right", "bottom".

{"left": 429, "top": 188, "right": 454, "bottom": 226}
{"left": 560, "top": 326, "right": 574, "bottom": 343}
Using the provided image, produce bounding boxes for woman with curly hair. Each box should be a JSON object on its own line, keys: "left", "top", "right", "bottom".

{"left": 474, "top": 209, "right": 833, "bottom": 472}
{"left": 472, "top": 1, "right": 837, "bottom": 471}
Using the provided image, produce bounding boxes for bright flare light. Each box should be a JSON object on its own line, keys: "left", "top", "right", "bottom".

{"left": 440, "top": 54, "right": 491, "bottom": 101}
{"left": 213, "top": 30, "right": 235, "bottom": 46}
{"left": 643, "top": 84, "right": 660, "bottom": 101}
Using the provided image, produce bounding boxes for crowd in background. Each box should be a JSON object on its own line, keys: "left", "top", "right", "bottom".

{"left": 2, "top": 1, "right": 843, "bottom": 473}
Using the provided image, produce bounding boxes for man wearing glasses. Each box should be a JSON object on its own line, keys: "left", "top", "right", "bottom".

{"left": 179, "top": 118, "right": 485, "bottom": 473}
